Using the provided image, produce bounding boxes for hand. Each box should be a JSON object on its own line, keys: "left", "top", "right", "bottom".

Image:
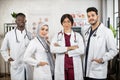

{"left": 8, "top": 58, "right": 14, "bottom": 62}
{"left": 38, "top": 62, "right": 48, "bottom": 66}
{"left": 67, "top": 45, "right": 79, "bottom": 51}
{"left": 92, "top": 58, "right": 104, "bottom": 64}
{"left": 54, "top": 43, "right": 60, "bottom": 46}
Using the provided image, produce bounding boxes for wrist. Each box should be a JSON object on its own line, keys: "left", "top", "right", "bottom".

{"left": 100, "top": 58, "right": 104, "bottom": 64}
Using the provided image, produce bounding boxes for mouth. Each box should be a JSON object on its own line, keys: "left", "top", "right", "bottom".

{"left": 89, "top": 19, "right": 94, "bottom": 22}
{"left": 65, "top": 26, "right": 71, "bottom": 28}
{"left": 19, "top": 23, "right": 24, "bottom": 26}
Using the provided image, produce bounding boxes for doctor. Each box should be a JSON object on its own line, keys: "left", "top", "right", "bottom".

{"left": 0, "top": 13, "right": 33, "bottom": 80}
{"left": 50, "top": 14, "right": 84, "bottom": 80}
{"left": 24, "top": 23, "right": 54, "bottom": 80}
{"left": 82, "top": 7, "right": 117, "bottom": 80}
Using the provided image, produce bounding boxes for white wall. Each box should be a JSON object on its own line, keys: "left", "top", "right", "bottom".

{"left": 0, "top": 0, "right": 101, "bottom": 73}
{"left": 0, "top": 0, "right": 101, "bottom": 38}
{"left": 107, "top": 0, "right": 114, "bottom": 26}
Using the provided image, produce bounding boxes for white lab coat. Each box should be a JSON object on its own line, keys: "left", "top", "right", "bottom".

{"left": 0, "top": 29, "right": 33, "bottom": 80}
{"left": 81, "top": 23, "right": 117, "bottom": 79}
{"left": 50, "top": 30, "right": 84, "bottom": 80}
{"left": 24, "top": 37, "right": 52, "bottom": 80}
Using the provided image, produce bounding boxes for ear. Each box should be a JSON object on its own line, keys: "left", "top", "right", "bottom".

{"left": 97, "top": 15, "right": 99, "bottom": 18}
{"left": 25, "top": 20, "right": 27, "bottom": 23}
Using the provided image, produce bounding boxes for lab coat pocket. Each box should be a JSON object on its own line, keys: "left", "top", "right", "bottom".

{"left": 10, "top": 61, "right": 14, "bottom": 65}
{"left": 10, "top": 61, "right": 18, "bottom": 69}
{"left": 43, "top": 65, "right": 51, "bottom": 74}
{"left": 34, "top": 65, "right": 49, "bottom": 74}
{"left": 91, "top": 61, "right": 103, "bottom": 71}
{"left": 97, "top": 37, "right": 105, "bottom": 48}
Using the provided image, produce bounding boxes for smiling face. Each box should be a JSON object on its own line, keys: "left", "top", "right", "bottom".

{"left": 16, "top": 15, "right": 26, "bottom": 28}
{"left": 87, "top": 11, "right": 99, "bottom": 25}
{"left": 62, "top": 17, "right": 72, "bottom": 30}
{"left": 61, "top": 14, "right": 74, "bottom": 31}
{"left": 39, "top": 25, "right": 48, "bottom": 38}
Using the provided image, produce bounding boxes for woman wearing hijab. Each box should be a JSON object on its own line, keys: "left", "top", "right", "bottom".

{"left": 24, "top": 23, "right": 54, "bottom": 80}
{"left": 50, "top": 14, "right": 84, "bottom": 80}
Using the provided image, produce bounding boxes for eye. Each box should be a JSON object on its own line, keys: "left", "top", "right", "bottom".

{"left": 41, "top": 28, "right": 45, "bottom": 30}
{"left": 63, "top": 21, "right": 66, "bottom": 24}
{"left": 46, "top": 29, "right": 48, "bottom": 31}
{"left": 87, "top": 15, "right": 90, "bottom": 18}
{"left": 68, "top": 20, "right": 71, "bottom": 23}
{"left": 92, "top": 14, "right": 95, "bottom": 17}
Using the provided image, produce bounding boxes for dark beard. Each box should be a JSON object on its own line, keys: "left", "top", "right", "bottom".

{"left": 91, "top": 20, "right": 97, "bottom": 25}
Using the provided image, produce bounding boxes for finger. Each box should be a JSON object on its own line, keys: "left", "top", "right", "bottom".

{"left": 92, "top": 59, "right": 99, "bottom": 62}
{"left": 45, "top": 63, "right": 48, "bottom": 65}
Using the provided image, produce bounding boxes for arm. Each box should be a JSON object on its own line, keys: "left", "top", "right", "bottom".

{"left": 102, "top": 29, "right": 117, "bottom": 62}
{"left": 68, "top": 33, "right": 85, "bottom": 57}
{"left": 50, "top": 34, "right": 67, "bottom": 54}
{"left": 24, "top": 40, "right": 39, "bottom": 67}
{"left": 0, "top": 33, "right": 11, "bottom": 62}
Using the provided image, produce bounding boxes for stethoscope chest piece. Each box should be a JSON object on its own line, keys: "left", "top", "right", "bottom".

{"left": 45, "top": 50, "right": 49, "bottom": 53}
{"left": 57, "top": 31, "right": 77, "bottom": 43}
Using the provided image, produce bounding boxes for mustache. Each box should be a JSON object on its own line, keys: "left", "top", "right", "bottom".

{"left": 89, "top": 19, "right": 94, "bottom": 21}
{"left": 18, "top": 23, "right": 25, "bottom": 26}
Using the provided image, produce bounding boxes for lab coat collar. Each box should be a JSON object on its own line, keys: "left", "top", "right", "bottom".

{"left": 61, "top": 29, "right": 74, "bottom": 35}
{"left": 16, "top": 27, "right": 26, "bottom": 34}
{"left": 95, "top": 23, "right": 105, "bottom": 37}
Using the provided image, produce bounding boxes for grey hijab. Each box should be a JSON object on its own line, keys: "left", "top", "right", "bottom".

{"left": 37, "top": 23, "right": 55, "bottom": 76}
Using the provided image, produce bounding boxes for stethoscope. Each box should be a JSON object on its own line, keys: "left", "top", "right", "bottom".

{"left": 15, "top": 28, "right": 31, "bottom": 43}
{"left": 85, "top": 27, "right": 97, "bottom": 37}
{"left": 85, "top": 23, "right": 101, "bottom": 37}
{"left": 57, "top": 30, "right": 77, "bottom": 43}
{"left": 37, "top": 37, "right": 49, "bottom": 53}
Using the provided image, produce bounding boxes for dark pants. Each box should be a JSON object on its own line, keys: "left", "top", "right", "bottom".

{"left": 52, "top": 75, "right": 54, "bottom": 80}
{"left": 65, "top": 68, "right": 74, "bottom": 80}
{"left": 84, "top": 77, "right": 106, "bottom": 80}
{"left": 24, "top": 68, "right": 27, "bottom": 80}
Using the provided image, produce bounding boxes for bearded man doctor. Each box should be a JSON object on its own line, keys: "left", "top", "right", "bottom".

{"left": 0, "top": 13, "right": 33, "bottom": 80}
{"left": 81, "top": 7, "right": 117, "bottom": 80}
{"left": 50, "top": 14, "right": 84, "bottom": 80}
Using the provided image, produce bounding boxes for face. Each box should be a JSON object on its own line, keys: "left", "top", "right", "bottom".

{"left": 15, "top": 16, "right": 26, "bottom": 28}
{"left": 87, "top": 11, "right": 98, "bottom": 25}
{"left": 62, "top": 18, "right": 72, "bottom": 30}
{"left": 39, "top": 25, "right": 48, "bottom": 38}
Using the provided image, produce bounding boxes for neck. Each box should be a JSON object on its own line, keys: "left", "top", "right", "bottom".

{"left": 17, "top": 26, "right": 25, "bottom": 32}
{"left": 64, "top": 29, "right": 71, "bottom": 33}
{"left": 91, "top": 21, "right": 100, "bottom": 31}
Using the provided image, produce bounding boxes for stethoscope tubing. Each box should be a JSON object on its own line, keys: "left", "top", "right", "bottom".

{"left": 14, "top": 28, "right": 30, "bottom": 43}
{"left": 57, "top": 30, "right": 77, "bottom": 43}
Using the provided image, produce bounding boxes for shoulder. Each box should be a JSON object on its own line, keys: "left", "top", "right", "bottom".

{"left": 101, "top": 23, "right": 112, "bottom": 34}
{"left": 52, "top": 31, "right": 61, "bottom": 39}
{"left": 81, "top": 25, "right": 90, "bottom": 32}
{"left": 30, "top": 37, "right": 37, "bottom": 43}
{"left": 26, "top": 31, "right": 33, "bottom": 39}
{"left": 28, "top": 38, "right": 38, "bottom": 48}
{"left": 27, "top": 31, "right": 32, "bottom": 35}
{"left": 100, "top": 23, "right": 113, "bottom": 37}
{"left": 74, "top": 32, "right": 83, "bottom": 37}
{"left": 4, "top": 29, "right": 14, "bottom": 38}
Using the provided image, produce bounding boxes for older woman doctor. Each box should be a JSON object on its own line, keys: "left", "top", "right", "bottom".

{"left": 50, "top": 14, "right": 84, "bottom": 80}
{"left": 24, "top": 23, "right": 54, "bottom": 80}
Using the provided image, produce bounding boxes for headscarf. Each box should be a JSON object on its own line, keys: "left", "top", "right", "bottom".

{"left": 36, "top": 23, "right": 55, "bottom": 76}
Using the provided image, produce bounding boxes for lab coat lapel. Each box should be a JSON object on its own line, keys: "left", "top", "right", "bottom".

{"left": 84, "top": 27, "right": 91, "bottom": 47}
{"left": 14, "top": 33, "right": 30, "bottom": 66}
{"left": 91, "top": 24, "right": 103, "bottom": 58}
{"left": 70, "top": 30, "right": 76, "bottom": 45}
{"left": 59, "top": 30, "right": 65, "bottom": 46}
